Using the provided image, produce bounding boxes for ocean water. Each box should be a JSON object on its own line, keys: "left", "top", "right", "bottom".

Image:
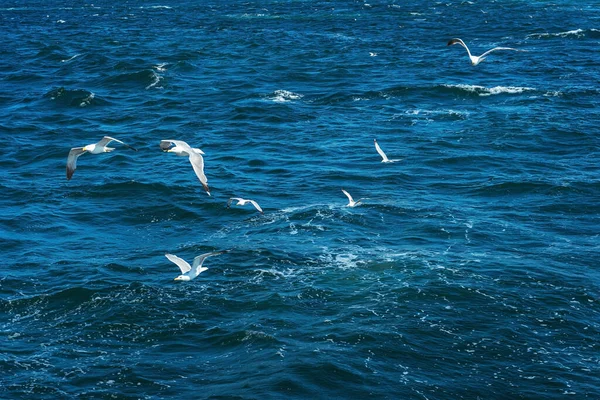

{"left": 1, "top": 0, "right": 599, "bottom": 398}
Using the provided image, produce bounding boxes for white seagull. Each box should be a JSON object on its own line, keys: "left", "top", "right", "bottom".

{"left": 66, "top": 136, "right": 137, "bottom": 180}
{"left": 165, "top": 250, "right": 229, "bottom": 281}
{"left": 447, "top": 38, "right": 522, "bottom": 66}
{"left": 342, "top": 189, "right": 365, "bottom": 208}
{"left": 374, "top": 139, "right": 401, "bottom": 163}
{"left": 160, "top": 139, "right": 210, "bottom": 195}
{"left": 227, "top": 197, "right": 263, "bottom": 214}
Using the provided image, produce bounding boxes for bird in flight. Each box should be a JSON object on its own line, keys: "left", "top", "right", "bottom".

{"left": 227, "top": 197, "right": 264, "bottom": 214}
{"left": 342, "top": 189, "right": 365, "bottom": 208}
{"left": 447, "top": 38, "right": 522, "bottom": 66}
{"left": 165, "top": 250, "right": 229, "bottom": 281}
{"left": 160, "top": 139, "right": 210, "bottom": 195}
{"left": 374, "top": 139, "right": 401, "bottom": 163}
{"left": 66, "top": 136, "right": 137, "bottom": 180}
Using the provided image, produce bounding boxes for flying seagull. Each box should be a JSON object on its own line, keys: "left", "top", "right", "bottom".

{"left": 227, "top": 197, "right": 263, "bottom": 214}
{"left": 160, "top": 139, "right": 210, "bottom": 195}
{"left": 374, "top": 139, "right": 401, "bottom": 163}
{"left": 66, "top": 136, "right": 137, "bottom": 180}
{"left": 447, "top": 38, "right": 522, "bottom": 66}
{"left": 342, "top": 189, "right": 365, "bottom": 208}
{"left": 165, "top": 250, "right": 229, "bottom": 281}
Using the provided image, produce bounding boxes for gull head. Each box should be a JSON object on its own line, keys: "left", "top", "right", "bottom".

{"left": 82, "top": 145, "right": 90, "bottom": 152}
{"left": 174, "top": 275, "right": 191, "bottom": 282}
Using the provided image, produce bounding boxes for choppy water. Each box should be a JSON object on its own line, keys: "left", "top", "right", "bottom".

{"left": 1, "top": 1, "right": 599, "bottom": 398}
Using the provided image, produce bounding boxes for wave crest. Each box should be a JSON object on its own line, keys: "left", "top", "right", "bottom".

{"left": 441, "top": 84, "right": 535, "bottom": 96}
{"left": 44, "top": 87, "right": 106, "bottom": 107}
{"left": 268, "top": 90, "right": 303, "bottom": 103}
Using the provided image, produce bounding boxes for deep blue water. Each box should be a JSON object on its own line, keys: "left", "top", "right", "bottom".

{"left": 1, "top": 0, "right": 600, "bottom": 398}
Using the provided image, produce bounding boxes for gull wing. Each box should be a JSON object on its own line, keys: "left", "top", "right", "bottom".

{"left": 373, "top": 139, "right": 389, "bottom": 162}
{"left": 447, "top": 38, "right": 472, "bottom": 57}
{"left": 165, "top": 253, "right": 192, "bottom": 274}
{"left": 479, "top": 46, "right": 521, "bottom": 58}
{"left": 249, "top": 200, "right": 263, "bottom": 213}
{"left": 341, "top": 189, "right": 354, "bottom": 203}
{"left": 188, "top": 152, "right": 210, "bottom": 195}
{"left": 98, "top": 136, "right": 138, "bottom": 151}
{"left": 447, "top": 38, "right": 467, "bottom": 47}
{"left": 191, "top": 250, "right": 230, "bottom": 274}
{"left": 66, "top": 147, "right": 86, "bottom": 180}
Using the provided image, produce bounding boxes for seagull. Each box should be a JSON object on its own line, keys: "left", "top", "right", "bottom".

{"left": 66, "top": 136, "right": 137, "bottom": 180}
{"left": 342, "top": 189, "right": 365, "bottom": 207}
{"left": 165, "top": 250, "right": 229, "bottom": 281}
{"left": 160, "top": 140, "right": 210, "bottom": 195}
{"left": 227, "top": 197, "right": 263, "bottom": 214}
{"left": 374, "top": 139, "right": 401, "bottom": 163}
{"left": 447, "top": 38, "right": 522, "bottom": 66}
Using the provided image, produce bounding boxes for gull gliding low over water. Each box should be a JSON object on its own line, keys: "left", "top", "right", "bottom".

{"left": 66, "top": 136, "right": 137, "bottom": 180}
{"left": 227, "top": 197, "right": 264, "bottom": 213}
{"left": 447, "top": 38, "right": 522, "bottom": 66}
{"left": 374, "top": 139, "right": 401, "bottom": 163}
{"left": 160, "top": 139, "right": 210, "bottom": 195}
{"left": 342, "top": 189, "right": 365, "bottom": 208}
{"left": 165, "top": 251, "right": 229, "bottom": 281}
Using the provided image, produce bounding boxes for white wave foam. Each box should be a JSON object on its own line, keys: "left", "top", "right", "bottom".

{"left": 404, "top": 108, "right": 470, "bottom": 118}
{"left": 445, "top": 84, "right": 535, "bottom": 96}
{"left": 270, "top": 89, "right": 303, "bottom": 103}
{"left": 153, "top": 63, "right": 168, "bottom": 72}
{"left": 527, "top": 28, "right": 585, "bottom": 39}
{"left": 319, "top": 247, "right": 366, "bottom": 270}
{"left": 145, "top": 71, "right": 163, "bottom": 90}
{"left": 61, "top": 54, "right": 81, "bottom": 63}
{"left": 79, "top": 92, "right": 95, "bottom": 107}
{"left": 140, "top": 5, "right": 172, "bottom": 9}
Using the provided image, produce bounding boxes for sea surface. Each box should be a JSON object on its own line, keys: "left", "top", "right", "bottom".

{"left": 1, "top": 0, "right": 599, "bottom": 398}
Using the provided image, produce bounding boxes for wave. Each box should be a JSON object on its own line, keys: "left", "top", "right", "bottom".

{"left": 526, "top": 28, "right": 600, "bottom": 39}
{"left": 310, "top": 82, "right": 538, "bottom": 106}
{"left": 44, "top": 87, "right": 108, "bottom": 107}
{"left": 140, "top": 5, "right": 173, "bottom": 9}
{"left": 266, "top": 90, "right": 304, "bottom": 103}
{"left": 102, "top": 69, "right": 164, "bottom": 90}
{"left": 61, "top": 53, "right": 82, "bottom": 63}
{"left": 440, "top": 84, "right": 536, "bottom": 96}
{"left": 400, "top": 108, "right": 469, "bottom": 123}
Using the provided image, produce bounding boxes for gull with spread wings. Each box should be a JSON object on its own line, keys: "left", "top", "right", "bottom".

{"left": 160, "top": 139, "right": 210, "bottom": 195}
{"left": 165, "top": 250, "right": 229, "bottom": 281}
{"left": 447, "top": 38, "right": 523, "bottom": 66}
{"left": 342, "top": 189, "right": 365, "bottom": 208}
{"left": 374, "top": 139, "right": 401, "bottom": 163}
{"left": 66, "top": 136, "right": 137, "bottom": 180}
{"left": 227, "top": 197, "right": 264, "bottom": 214}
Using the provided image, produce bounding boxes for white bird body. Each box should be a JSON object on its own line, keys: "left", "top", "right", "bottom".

{"left": 167, "top": 145, "right": 205, "bottom": 157}
{"left": 160, "top": 140, "right": 210, "bottom": 195}
{"left": 447, "top": 38, "right": 521, "bottom": 66}
{"left": 342, "top": 189, "right": 365, "bottom": 207}
{"left": 66, "top": 136, "right": 137, "bottom": 180}
{"left": 165, "top": 251, "right": 229, "bottom": 281}
{"left": 227, "top": 197, "right": 263, "bottom": 213}
{"left": 374, "top": 139, "right": 401, "bottom": 163}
